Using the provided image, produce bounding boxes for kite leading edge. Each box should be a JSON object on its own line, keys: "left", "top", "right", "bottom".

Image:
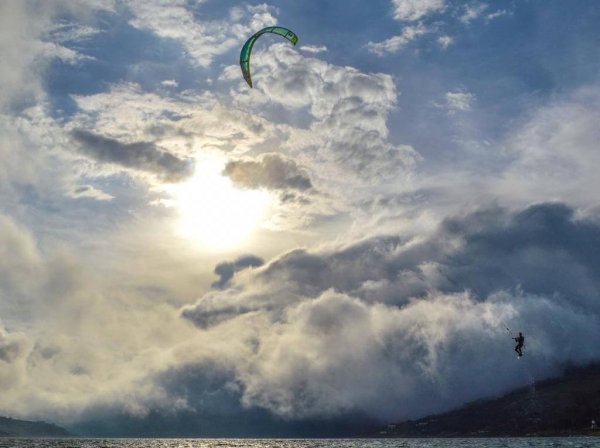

{"left": 240, "top": 26, "right": 298, "bottom": 88}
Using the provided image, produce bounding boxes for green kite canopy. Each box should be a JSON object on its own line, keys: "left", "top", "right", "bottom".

{"left": 240, "top": 26, "right": 298, "bottom": 88}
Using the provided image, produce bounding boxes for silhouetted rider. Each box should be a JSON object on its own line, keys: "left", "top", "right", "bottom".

{"left": 514, "top": 332, "right": 525, "bottom": 357}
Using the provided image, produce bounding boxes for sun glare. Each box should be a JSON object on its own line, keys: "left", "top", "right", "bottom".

{"left": 167, "top": 154, "right": 270, "bottom": 251}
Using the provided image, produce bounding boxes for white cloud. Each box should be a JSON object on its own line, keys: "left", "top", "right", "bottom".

{"left": 219, "top": 64, "right": 241, "bottom": 81}
{"left": 413, "top": 84, "right": 600, "bottom": 221}
{"left": 0, "top": 0, "right": 113, "bottom": 111}
{"left": 160, "top": 79, "right": 178, "bottom": 88}
{"left": 485, "top": 9, "right": 509, "bottom": 22}
{"left": 127, "top": 1, "right": 277, "bottom": 67}
{"left": 0, "top": 209, "right": 206, "bottom": 421}
{"left": 0, "top": 102, "right": 117, "bottom": 221}
{"left": 437, "top": 35, "right": 453, "bottom": 49}
{"left": 299, "top": 45, "right": 327, "bottom": 54}
{"left": 181, "top": 202, "right": 600, "bottom": 421}
{"left": 494, "top": 85, "right": 600, "bottom": 208}
{"left": 367, "top": 23, "right": 429, "bottom": 55}
{"left": 460, "top": 3, "right": 488, "bottom": 24}
{"left": 0, "top": 3, "right": 254, "bottom": 419}
{"left": 39, "top": 41, "right": 94, "bottom": 63}
{"left": 232, "top": 44, "right": 419, "bottom": 199}
{"left": 438, "top": 90, "right": 476, "bottom": 113}
{"left": 47, "top": 22, "right": 103, "bottom": 43}
{"left": 0, "top": 2, "right": 52, "bottom": 111}
{"left": 0, "top": 324, "right": 32, "bottom": 391}
{"left": 70, "top": 82, "right": 275, "bottom": 159}
{"left": 391, "top": 0, "right": 445, "bottom": 21}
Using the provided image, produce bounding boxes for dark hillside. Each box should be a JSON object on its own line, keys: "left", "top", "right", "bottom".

{"left": 0, "top": 416, "right": 71, "bottom": 437}
{"left": 380, "top": 364, "right": 600, "bottom": 437}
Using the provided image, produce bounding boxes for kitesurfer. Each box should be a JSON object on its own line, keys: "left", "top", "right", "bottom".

{"left": 514, "top": 332, "right": 525, "bottom": 357}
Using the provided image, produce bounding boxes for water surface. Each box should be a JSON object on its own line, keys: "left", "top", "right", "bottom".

{"left": 0, "top": 438, "right": 598, "bottom": 448}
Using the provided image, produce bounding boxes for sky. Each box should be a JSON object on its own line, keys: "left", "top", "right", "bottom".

{"left": 1, "top": 0, "right": 600, "bottom": 437}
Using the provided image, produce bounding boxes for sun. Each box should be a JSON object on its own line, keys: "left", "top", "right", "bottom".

{"left": 166, "top": 153, "right": 271, "bottom": 251}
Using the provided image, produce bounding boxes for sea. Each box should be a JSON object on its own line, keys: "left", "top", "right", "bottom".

{"left": 0, "top": 439, "right": 598, "bottom": 448}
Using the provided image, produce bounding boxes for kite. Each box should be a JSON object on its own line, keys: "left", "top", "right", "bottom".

{"left": 240, "top": 26, "right": 298, "bottom": 88}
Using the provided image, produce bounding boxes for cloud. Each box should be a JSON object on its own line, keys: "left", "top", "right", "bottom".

{"left": 223, "top": 154, "right": 312, "bottom": 192}
{"left": 435, "top": 90, "right": 475, "bottom": 113}
{"left": 181, "top": 202, "right": 600, "bottom": 422}
{"left": 437, "top": 35, "right": 453, "bottom": 49}
{"left": 367, "top": 23, "right": 429, "bottom": 56}
{"left": 212, "top": 255, "right": 264, "bottom": 289}
{"left": 46, "top": 22, "right": 103, "bottom": 43}
{"left": 486, "top": 9, "right": 509, "bottom": 22}
{"left": 127, "top": 1, "right": 277, "bottom": 67}
{"left": 236, "top": 45, "right": 419, "bottom": 190}
{"left": 0, "top": 325, "right": 32, "bottom": 391}
{"left": 0, "top": 215, "right": 43, "bottom": 299}
{"left": 160, "top": 79, "right": 178, "bottom": 88}
{"left": 0, "top": 327, "right": 30, "bottom": 364}
{"left": 219, "top": 202, "right": 600, "bottom": 308}
{"left": 68, "top": 184, "right": 113, "bottom": 201}
{"left": 0, "top": 1, "right": 63, "bottom": 112}
{"left": 74, "top": 360, "right": 377, "bottom": 437}
{"left": 300, "top": 45, "right": 327, "bottom": 54}
{"left": 181, "top": 300, "right": 256, "bottom": 330}
{"left": 0, "top": 1, "right": 112, "bottom": 112}
{"left": 71, "top": 129, "right": 194, "bottom": 181}
{"left": 0, "top": 1, "right": 133, "bottom": 215}
{"left": 391, "top": 0, "right": 445, "bottom": 21}
{"left": 70, "top": 82, "right": 276, "bottom": 159}
{"left": 0, "top": 208, "right": 203, "bottom": 422}
{"left": 494, "top": 85, "right": 600, "bottom": 208}
{"left": 0, "top": 6, "right": 230, "bottom": 424}
{"left": 460, "top": 3, "right": 488, "bottom": 24}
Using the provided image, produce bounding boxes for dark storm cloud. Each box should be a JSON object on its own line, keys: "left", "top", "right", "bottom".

{"left": 257, "top": 236, "right": 411, "bottom": 299}
{"left": 179, "top": 202, "right": 600, "bottom": 425}
{"left": 434, "top": 203, "right": 600, "bottom": 306}
{"left": 211, "top": 255, "right": 264, "bottom": 289}
{"left": 223, "top": 154, "right": 312, "bottom": 192}
{"left": 250, "top": 202, "right": 600, "bottom": 308}
{"left": 71, "top": 129, "right": 193, "bottom": 181}
{"left": 180, "top": 202, "right": 600, "bottom": 335}
{"left": 73, "top": 360, "right": 379, "bottom": 437}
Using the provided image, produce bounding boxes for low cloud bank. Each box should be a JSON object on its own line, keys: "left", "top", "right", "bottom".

{"left": 180, "top": 203, "right": 600, "bottom": 422}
